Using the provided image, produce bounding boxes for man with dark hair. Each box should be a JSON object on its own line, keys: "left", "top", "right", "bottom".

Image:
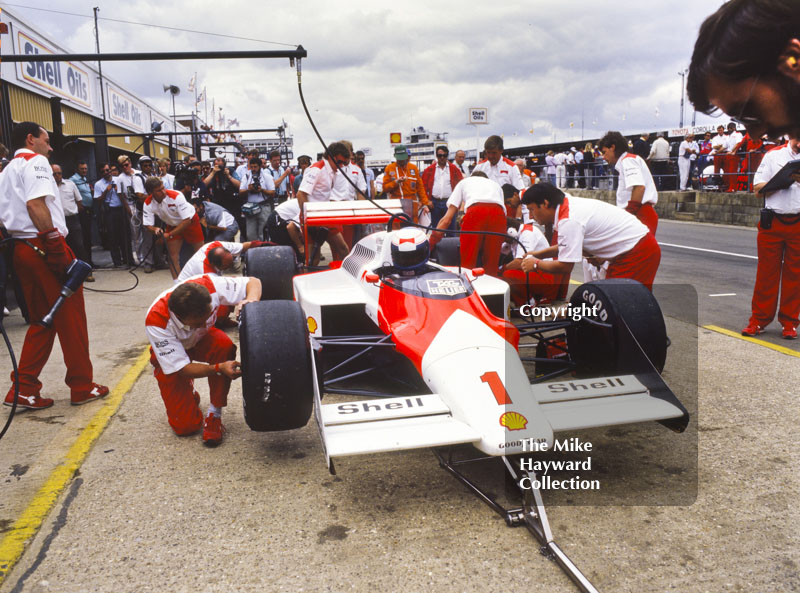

{"left": 202, "top": 156, "right": 241, "bottom": 221}
{"left": 0, "top": 121, "right": 108, "bottom": 409}
{"left": 178, "top": 239, "right": 267, "bottom": 282}
{"left": 193, "top": 198, "right": 239, "bottom": 242}
{"left": 94, "top": 163, "right": 129, "bottom": 266}
{"left": 298, "top": 142, "right": 357, "bottom": 261}
{"left": 519, "top": 183, "right": 660, "bottom": 290}
{"left": 293, "top": 155, "right": 312, "bottom": 195}
{"left": 598, "top": 131, "right": 659, "bottom": 234}
{"left": 688, "top": 0, "right": 800, "bottom": 140}
{"left": 69, "top": 161, "right": 95, "bottom": 265}
{"left": 473, "top": 135, "right": 524, "bottom": 191}
{"left": 145, "top": 274, "right": 261, "bottom": 445}
{"left": 143, "top": 177, "right": 205, "bottom": 279}
{"left": 422, "top": 145, "right": 463, "bottom": 230}
{"left": 266, "top": 150, "right": 292, "bottom": 203}
{"left": 238, "top": 156, "right": 276, "bottom": 242}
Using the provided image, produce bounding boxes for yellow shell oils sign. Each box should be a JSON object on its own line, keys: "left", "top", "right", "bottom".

{"left": 389, "top": 132, "right": 402, "bottom": 144}
{"left": 499, "top": 411, "right": 528, "bottom": 431}
{"left": 16, "top": 31, "right": 92, "bottom": 109}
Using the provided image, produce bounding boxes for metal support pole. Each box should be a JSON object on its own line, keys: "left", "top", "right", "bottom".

{"left": 93, "top": 7, "right": 110, "bottom": 162}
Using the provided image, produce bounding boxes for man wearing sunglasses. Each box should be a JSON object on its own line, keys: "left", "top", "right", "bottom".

{"left": 296, "top": 141, "right": 352, "bottom": 261}
{"left": 422, "top": 146, "right": 463, "bottom": 231}
{"left": 688, "top": 0, "right": 800, "bottom": 142}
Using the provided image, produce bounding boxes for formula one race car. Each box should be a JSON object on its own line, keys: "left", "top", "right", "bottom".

{"left": 238, "top": 203, "right": 689, "bottom": 593}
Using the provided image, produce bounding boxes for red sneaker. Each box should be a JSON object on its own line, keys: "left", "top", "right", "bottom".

{"left": 71, "top": 383, "right": 110, "bottom": 405}
{"left": 782, "top": 325, "right": 798, "bottom": 340}
{"left": 202, "top": 413, "right": 225, "bottom": 446}
{"left": 741, "top": 321, "right": 764, "bottom": 337}
{"left": 3, "top": 392, "right": 54, "bottom": 410}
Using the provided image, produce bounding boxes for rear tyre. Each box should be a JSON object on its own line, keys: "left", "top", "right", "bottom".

{"left": 239, "top": 300, "right": 314, "bottom": 431}
{"left": 243, "top": 245, "right": 297, "bottom": 300}
{"left": 566, "top": 279, "right": 667, "bottom": 375}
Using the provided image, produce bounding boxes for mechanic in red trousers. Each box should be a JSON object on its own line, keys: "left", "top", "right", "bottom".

{"left": 520, "top": 183, "right": 660, "bottom": 290}
{"left": 429, "top": 172, "right": 507, "bottom": 276}
{"left": 0, "top": 121, "right": 108, "bottom": 410}
{"left": 742, "top": 136, "right": 800, "bottom": 339}
{"left": 145, "top": 274, "right": 261, "bottom": 445}
{"left": 501, "top": 219, "right": 562, "bottom": 306}
{"left": 598, "top": 131, "right": 659, "bottom": 235}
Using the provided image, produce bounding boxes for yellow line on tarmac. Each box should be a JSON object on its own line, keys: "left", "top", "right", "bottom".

{"left": 703, "top": 324, "right": 800, "bottom": 358}
{"left": 0, "top": 348, "right": 150, "bottom": 584}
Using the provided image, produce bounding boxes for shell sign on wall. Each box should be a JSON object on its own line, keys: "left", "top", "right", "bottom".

{"left": 16, "top": 30, "right": 92, "bottom": 109}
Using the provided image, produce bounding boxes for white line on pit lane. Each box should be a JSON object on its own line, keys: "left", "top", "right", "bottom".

{"left": 659, "top": 242, "right": 758, "bottom": 260}
{"left": 709, "top": 293, "right": 737, "bottom": 297}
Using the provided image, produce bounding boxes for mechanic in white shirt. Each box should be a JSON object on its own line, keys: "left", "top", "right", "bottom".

{"left": 520, "top": 183, "right": 660, "bottom": 291}
{"left": 296, "top": 141, "right": 353, "bottom": 262}
{"left": 741, "top": 136, "right": 800, "bottom": 339}
{"left": 145, "top": 274, "right": 261, "bottom": 445}
{"left": 267, "top": 198, "right": 306, "bottom": 259}
{"left": 178, "top": 239, "right": 266, "bottom": 282}
{"left": 473, "top": 135, "right": 525, "bottom": 191}
{"left": 143, "top": 177, "right": 205, "bottom": 279}
{"left": 598, "top": 131, "right": 659, "bottom": 235}
{"left": 501, "top": 220, "right": 560, "bottom": 306}
{"left": 722, "top": 122, "right": 745, "bottom": 192}
{"left": 431, "top": 172, "right": 507, "bottom": 276}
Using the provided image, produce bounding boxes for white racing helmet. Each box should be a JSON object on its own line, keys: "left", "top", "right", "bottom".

{"left": 390, "top": 227, "right": 430, "bottom": 270}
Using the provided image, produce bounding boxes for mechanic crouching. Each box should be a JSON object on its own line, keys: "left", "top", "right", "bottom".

{"left": 145, "top": 274, "right": 261, "bottom": 445}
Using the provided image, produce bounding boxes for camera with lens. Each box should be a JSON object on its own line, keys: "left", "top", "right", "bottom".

{"left": 173, "top": 162, "right": 199, "bottom": 190}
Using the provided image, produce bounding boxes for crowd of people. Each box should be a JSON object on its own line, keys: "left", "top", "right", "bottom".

{"left": 1, "top": 0, "right": 798, "bottom": 448}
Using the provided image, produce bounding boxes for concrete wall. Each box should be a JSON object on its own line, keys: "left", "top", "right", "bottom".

{"left": 567, "top": 189, "right": 761, "bottom": 227}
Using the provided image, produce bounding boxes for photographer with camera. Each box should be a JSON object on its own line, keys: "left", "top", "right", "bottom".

{"left": 203, "top": 157, "right": 241, "bottom": 222}
{"left": 238, "top": 157, "right": 275, "bottom": 241}
{"left": 266, "top": 150, "right": 292, "bottom": 203}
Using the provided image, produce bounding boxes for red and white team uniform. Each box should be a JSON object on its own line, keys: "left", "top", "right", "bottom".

{"left": 502, "top": 223, "right": 561, "bottom": 305}
{"left": 143, "top": 188, "right": 204, "bottom": 243}
{"left": 0, "top": 150, "right": 98, "bottom": 403}
{"left": 614, "top": 152, "right": 659, "bottom": 234}
{"left": 145, "top": 274, "right": 249, "bottom": 435}
{"left": 298, "top": 158, "right": 337, "bottom": 204}
{"left": 555, "top": 195, "right": 660, "bottom": 290}
{"left": 747, "top": 142, "right": 800, "bottom": 333}
{"left": 178, "top": 241, "right": 244, "bottom": 282}
{"left": 474, "top": 157, "right": 524, "bottom": 190}
{"left": 446, "top": 176, "right": 507, "bottom": 276}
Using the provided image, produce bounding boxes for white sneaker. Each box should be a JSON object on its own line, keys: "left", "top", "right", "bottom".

{"left": 3, "top": 307, "right": 9, "bottom": 317}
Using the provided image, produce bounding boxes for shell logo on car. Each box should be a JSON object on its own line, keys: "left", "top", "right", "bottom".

{"left": 307, "top": 316, "right": 318, "bottom": 334}
{"left": 499, "top": 411, "right": 528, "bottom": 430}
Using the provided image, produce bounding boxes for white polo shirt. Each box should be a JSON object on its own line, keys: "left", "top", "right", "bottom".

{"left": 554, "top": 195, "right": 648, "bottom": 263}
{"left": 275, "top": 198, "right": 301, "bottom": 225}
{"left": 726, "top": 131, "right": 743, "bottom": 153}
{"left": 143, "top": 189, "right": 196, "bottom": 227}
{"left": 446, "top": 176, "right": 504, "bottom": 211}
{"left": 754, "top": 143, "right": 800, "bottom": 214}
{"left": 298, "top": 158, "right": 337, "bottom": 203}
{"left": 178, "top": 240, "right": 244, "bottom": 281}
{"left": 0, "top": 149, "right": 65, "bottom": 238}
{"left": 145, "top": 274, "right": 250, "bottom": 374}
{"left": 614, "top": 152, "right": 658, "bottom": 208}
{"left": 240, "top": 169, "right": 276, "bottom": 203}
{"left": 57, "top": 179, "right": 83, "bottom": 217}
{"left": 473, "top": 157, "right": 524, "bottom": 190}
{"left": 117, "top": 170, "right": 145, "bottom": 205}
{"left": 514, "top": 223, "right": 550, "bottom": 259}
{"left": 330, "top": 163, "right": 366, "bottom": 201}
{"left": 710, "top": 133, "right": 728, "bottom": 155}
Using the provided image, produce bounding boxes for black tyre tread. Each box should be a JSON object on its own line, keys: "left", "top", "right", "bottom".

{"left": 244, "top": 246, "right": 296, "bottom": 300}
{"left": 566, "top": 279, "right": 667, "bottom": 375}
{"left": 239, "top": 300, "right": 313, "bottom": 431}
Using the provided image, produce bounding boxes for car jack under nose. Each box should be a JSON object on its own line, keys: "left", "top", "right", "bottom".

{"left": 433, "top": 448, "right": 601, "bottom": 593}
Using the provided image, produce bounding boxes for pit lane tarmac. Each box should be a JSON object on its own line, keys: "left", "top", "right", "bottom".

{"left": 0, "top": 257, "right": 797, "bottom": 592}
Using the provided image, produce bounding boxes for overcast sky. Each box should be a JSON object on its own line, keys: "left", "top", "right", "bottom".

{"left": 3, "top": 0, "right": 728, "bottom": 160}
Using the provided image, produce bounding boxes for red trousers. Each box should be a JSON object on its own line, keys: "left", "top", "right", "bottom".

{"left": 723, "top": 154, "right": 740, "bottom": 191}
{"left": 750, "top": 219, "right": 800, "bottom": 328}
{"left": 150, "top": 328, "right": 236, "bottom": 436}
{"left": 607, "top": 232, "right": 661, "bottom": 291}
{"left": 7, "top": 238, "right": 93, "bottom": 398}
{"left": 635, "top": 203, "right": 659, "bottom": 236}
{"left": 460, "top": 202, "right": 506, "bottom": 276}
{"left": 502, "top": 269, "right": 561, "bottom": 306}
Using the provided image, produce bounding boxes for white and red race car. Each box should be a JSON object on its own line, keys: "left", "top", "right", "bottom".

{"left": 238, "top": 202, "right": 689, "bottom": 593}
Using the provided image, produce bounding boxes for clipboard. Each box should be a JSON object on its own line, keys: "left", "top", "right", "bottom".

{"left": 760, "top": 158, "right": 800, "bottom": 194}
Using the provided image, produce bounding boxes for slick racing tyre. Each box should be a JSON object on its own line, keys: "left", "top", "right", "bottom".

{"left": 433, "top": 237, "right": 460, "bottom": 266}
{"left": 239, "top": 300, "right": 314, "bottom": 431}
{"left": 243, "top": 245, "right": 296, "bottom": 300}
{"left": 566, "top": 279, "right": 667, "bottom": 375}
